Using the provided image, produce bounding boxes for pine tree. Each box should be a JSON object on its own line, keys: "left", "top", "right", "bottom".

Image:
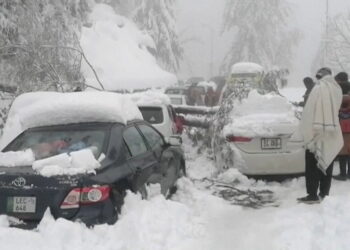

{"left": 131, "top": 0, "right": 183, "bottom": 73}
{"left": 221, "top": 0, "right": 299, "bottom": 73}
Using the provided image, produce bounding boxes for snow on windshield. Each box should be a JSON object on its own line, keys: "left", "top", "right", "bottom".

{"left": 223, "top": 90, "right": 299, "bottom": 137}
{"left": 0, "top": 91, "right": 142, "bottom": 149}
{"left": 0, "top": 148, "right": 101, "bottom": 177}
{"left": 80, "top": 4, "right": 177, "bottom": 91}
{"left": 0, "top": 149, "right": 35, "bottom": 167}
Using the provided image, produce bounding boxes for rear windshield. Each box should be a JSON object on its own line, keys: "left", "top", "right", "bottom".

{"left": 5, "top": 128, "right": 108, "bottom": 160}
{"left": 139, "top": 107, "right": 164, "bottom": 124}
{"left": 170, "top": 97, "right": 183, "bottom": 105}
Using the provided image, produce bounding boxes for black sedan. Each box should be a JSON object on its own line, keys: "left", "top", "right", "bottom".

{"left": 0, "top": 120, "right": 185, "bottom": 227}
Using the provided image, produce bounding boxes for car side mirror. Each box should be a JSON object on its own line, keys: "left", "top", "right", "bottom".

{"left": 164, "top": 136, "right": 182, "bottom": 146}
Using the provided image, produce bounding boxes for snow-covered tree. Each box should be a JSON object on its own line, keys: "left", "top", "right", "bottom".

{"left": 121, "top": 0, "right": 183, "bottom": 73}
{"left": 0, "top": 0, "right": 92, "bottom": 93}
{"left": 313, "top": 12, "right": 350, "bottom": 73}
{"left": 221, "top": 0, "right": 299, "bottom": 73}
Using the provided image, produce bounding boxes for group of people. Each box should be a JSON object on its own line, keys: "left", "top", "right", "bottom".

{"left": 297, "top": 68, "right": 350, "bottom": 204}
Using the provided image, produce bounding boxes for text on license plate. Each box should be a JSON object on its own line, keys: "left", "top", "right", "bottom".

{"left": 7, "top": 197, "right": 36, "bottom": 213}
{"left": 261, "top": 138, "right": 282, "bottom": 149}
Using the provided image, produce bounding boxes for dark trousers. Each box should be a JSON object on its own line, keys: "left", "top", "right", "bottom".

{"left": 305, "top": 150, "right": 334, "bottom": 197}
{"left": 338, "top": 155, "right": 350, "bottom": 176}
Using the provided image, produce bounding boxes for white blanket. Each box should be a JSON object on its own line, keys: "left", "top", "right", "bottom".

{"left": 300, "top": 75, "right": 343, "bottom": 173}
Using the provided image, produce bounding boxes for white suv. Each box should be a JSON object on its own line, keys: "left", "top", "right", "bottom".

{"left": 138, "top": 104, "right": 178, "bottom": 138}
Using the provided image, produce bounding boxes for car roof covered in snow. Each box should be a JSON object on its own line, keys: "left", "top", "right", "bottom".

{"left": 0, "top": 91, "right": 143, "bottom": 149}
{"left": 231, "top": 62, "right": 264, "bottom": 75}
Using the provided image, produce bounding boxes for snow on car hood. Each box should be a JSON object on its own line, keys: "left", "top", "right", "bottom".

{"left": 223, "top": 90, "right": 299, "bottom": 137}
{"left": 0, "top": 148, "right": 101, "bottom": 177}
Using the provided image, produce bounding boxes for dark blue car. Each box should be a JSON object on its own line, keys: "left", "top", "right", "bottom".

{"left": 0, "top": 120, "right": 185, "bottom": 228}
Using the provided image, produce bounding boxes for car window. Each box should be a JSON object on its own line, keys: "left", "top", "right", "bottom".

{"left": 123, "top": 126, "right": 148, "bottom": 157}
{"left": 6, "top": 128, "right": 107, "bottom": 160}
{"left": 138, "top": 124, "right": 164, "bottom": 149}
{"left": 139, "top": 107, "right": 164, "bottom": 124}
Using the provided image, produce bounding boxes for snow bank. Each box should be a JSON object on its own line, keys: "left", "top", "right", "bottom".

{"left": 0, "top": 149, "right": 35, "bottom": 167}
{"left": 0, "top": 191, "right": 204, "bottom": 250}
{"left": 129, "top": 90, "right": 171, "bottom": 106}
{"left": 223, "top": 90, "right": 299, "bottom": 137}
{"left": 231, "top": 62, "right": 264, "bottom": 74}
{"left": 32, "top": 149, "right": 100, "bottom": 177}
{"left": 0, "top": 91, "right": 142, "bottom": 149}
{"left": 80, "top": 4, "right": 177, "bottom": 91}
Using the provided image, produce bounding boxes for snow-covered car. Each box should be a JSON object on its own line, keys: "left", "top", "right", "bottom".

{"left": 138, "top": 104, "right": 179, "bottom": 137}
{"left": 212, "top": 90, "right": 305, "bottom": 177}
{"left": 130, "top": 91, "right": 182, "bottom": 137}
{"left": 0, "top": 92, "right": 185, "bottom": 227}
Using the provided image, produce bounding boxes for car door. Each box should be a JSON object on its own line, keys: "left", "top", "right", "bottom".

{"left": 123, "top": 125, "right": 157, "bottom": 192}
{"left": 136, "top": 124, "right": 176, "bottom": 185}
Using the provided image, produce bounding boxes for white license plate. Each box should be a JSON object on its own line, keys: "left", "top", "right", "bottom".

{"left": 261, "top": 138, "right": 282, "bottom": 149}
{"left": 7, "top": 197, "right": 36, "bottom": 213}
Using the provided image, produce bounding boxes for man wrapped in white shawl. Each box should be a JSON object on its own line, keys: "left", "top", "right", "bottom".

{"left": 300, "top": 74, "right": 343, "bottom": 174}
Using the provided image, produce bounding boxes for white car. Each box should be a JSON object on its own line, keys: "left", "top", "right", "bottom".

{"left": 212, "top": 90, "right": 305, "bottom": 177}
{"left": 138, "top": 104, "right": 178, "bottom": 138}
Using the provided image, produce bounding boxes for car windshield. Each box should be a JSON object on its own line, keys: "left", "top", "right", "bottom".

{"left": 170, "top": 97, "right": 183, "bottom": 105}
{"left": 5, "top": 127, "right": 108, "bottom": 161}
{"left": 139, "top": 107, "right": 164, "bottom": 124}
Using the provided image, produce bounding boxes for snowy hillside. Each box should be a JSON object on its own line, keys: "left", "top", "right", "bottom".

{"left": 80, "top": 4, "right": 177, "bottom": 91}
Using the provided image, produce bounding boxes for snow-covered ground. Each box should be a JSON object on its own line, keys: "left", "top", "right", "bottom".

{"left": 1, "top": 87, "right": 350, "bottom": 250}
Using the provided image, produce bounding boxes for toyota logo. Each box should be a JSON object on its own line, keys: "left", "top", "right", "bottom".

{"left": 12, "top": 177, "right": 26, "bottom": 187}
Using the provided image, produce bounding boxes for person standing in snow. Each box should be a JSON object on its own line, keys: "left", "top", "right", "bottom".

{"left": 334, "top": 72, "right": 350, "bottom": 181}
{"left": 298, "top": 77, "right": 315, "bottom": 107}
{"left": 297, "top": 67, "right": 343, "bottom": 204}
{"left": 335, "top": 72, "right": 350, "bottom": 94}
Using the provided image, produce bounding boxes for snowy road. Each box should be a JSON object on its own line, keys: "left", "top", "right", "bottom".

{"left": 1, "top": 132, "right": 350, "bottom": 250}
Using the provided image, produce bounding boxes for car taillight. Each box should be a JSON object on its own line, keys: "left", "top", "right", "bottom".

{"left": 60, "top": 186, "right": 110, "bottom": 209}
{"left": 226, "top": 136, "right": 252, "bottom": 142}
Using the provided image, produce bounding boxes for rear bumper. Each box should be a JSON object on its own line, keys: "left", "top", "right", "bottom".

{"left": 239, "top": 149, "right": 305, "bottom": 175}
{"left": 5, "top": 199, "right": 117, "bottom": 229}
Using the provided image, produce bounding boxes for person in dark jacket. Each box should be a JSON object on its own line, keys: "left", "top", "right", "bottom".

{"left": 335, "top": 72, "right": 350, "bottom": 94}
{"left": 298, "top": 77, "right": 315, "bottom": 107}
{"left": 334, "top": 72, "right": 350, "bottom": 181}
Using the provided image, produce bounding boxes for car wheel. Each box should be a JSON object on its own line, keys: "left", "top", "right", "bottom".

{"left": 160, "top": 159, "right": 181, "bottom": 199}
{"left": 137, "top": 183, "right": 148, "bottom": 200}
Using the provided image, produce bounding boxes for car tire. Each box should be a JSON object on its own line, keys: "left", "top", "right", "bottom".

{"left": 137, "top": 183, "right": 148, "bottom": 200}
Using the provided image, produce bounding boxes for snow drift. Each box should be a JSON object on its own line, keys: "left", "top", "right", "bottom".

{"left": 80, "top": 4, "right": 177, "bottom": 91}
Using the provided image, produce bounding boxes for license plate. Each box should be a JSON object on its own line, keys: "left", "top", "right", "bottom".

{"left": 261, "top": 138, "right": 282, "bottom": 149}
{"left": 7, "top": 197, "right": 36, "bottom": 213}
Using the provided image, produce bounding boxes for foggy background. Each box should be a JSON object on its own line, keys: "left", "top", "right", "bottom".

{"left": 177, "top": 0, "right": 350, "bottom": 86}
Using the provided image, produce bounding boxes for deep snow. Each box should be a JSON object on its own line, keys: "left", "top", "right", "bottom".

{"left": 1, "top": 88, "right": 350, "bottom": 250}
{"left": 80, "top": 4, "right": 177, "bottom": 91}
